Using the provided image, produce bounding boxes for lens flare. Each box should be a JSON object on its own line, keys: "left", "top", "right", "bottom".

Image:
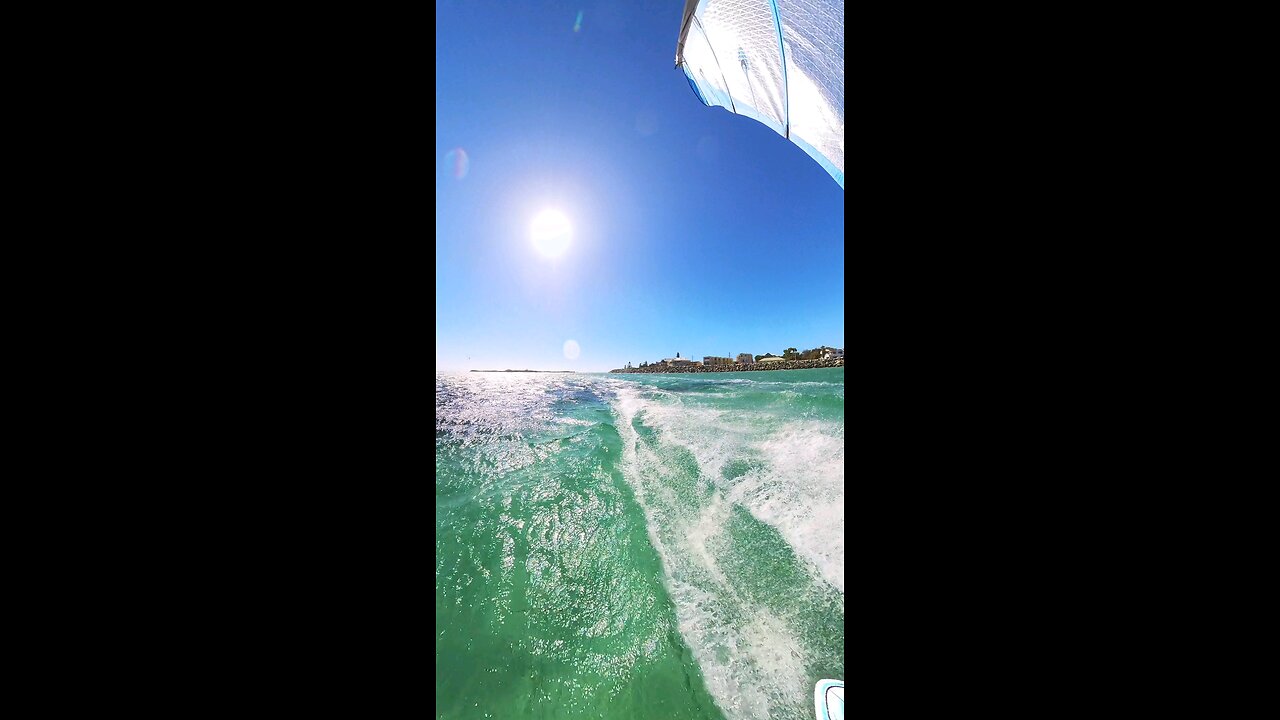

{"left": 444, "top": 148, "right": 469, "bottom": 179}
{"left": 573, "top": 10, "right": 583, "bottom": 32}
{"left": 563, "top": 340, "right": 581, "bottom": 360}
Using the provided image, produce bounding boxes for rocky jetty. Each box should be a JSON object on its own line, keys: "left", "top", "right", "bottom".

{"left": 610, "top": 358, "right": 843, "bottom": 374}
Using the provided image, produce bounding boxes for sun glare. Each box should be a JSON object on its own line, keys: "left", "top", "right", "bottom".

{"left": 531, "top": 209, "right": 572, "bottom": 258}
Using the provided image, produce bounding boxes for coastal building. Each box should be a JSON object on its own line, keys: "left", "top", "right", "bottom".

{"left": 758, "top": 357, "right": 785, "bottom": 364}
{"left": 821, "top": 347, "right": 844, "bottom": 360}
{"left": 661, "top": 357, "right": 694, "bottom": 366}
{"left": 703, "top": 356, "right": 732, "bottom": 366}
{"left": 736, "top": 353, "right": 754, "bottom": 364}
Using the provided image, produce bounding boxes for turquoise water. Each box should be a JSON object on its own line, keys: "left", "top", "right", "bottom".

{"left": 436, "top": 370, "right": 844, "bottom": 719}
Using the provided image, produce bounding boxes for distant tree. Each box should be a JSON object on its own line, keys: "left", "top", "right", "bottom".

{"left": 783, "top": 347, "right": 798, "bottom": 360}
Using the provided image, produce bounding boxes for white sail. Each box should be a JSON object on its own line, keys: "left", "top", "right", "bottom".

{"left": 675, "top": 0, "right": 844, "bottom": 188}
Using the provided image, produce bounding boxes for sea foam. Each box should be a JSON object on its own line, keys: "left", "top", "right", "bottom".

{"left": 607, "top": 377, "right": 844, "bottom": 720}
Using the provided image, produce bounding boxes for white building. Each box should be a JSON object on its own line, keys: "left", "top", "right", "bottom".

{"left": 821, "top": 347, "right": 844, "bottom": 360}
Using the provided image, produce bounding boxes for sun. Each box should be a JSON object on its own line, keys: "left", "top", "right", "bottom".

{"left": 531, "top": 209, "right": 572, "bottom": 258}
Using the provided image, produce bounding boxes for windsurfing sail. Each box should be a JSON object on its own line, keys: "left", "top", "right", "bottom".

{"left": 675, "top": 0, "right": 844, "bottom": 188}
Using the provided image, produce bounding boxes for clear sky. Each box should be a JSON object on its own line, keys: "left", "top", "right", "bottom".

{"left": 436, "top": 0, "right": 844, "bottom": 372}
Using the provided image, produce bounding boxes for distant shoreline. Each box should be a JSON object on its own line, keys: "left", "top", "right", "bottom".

{"left": 470, "top": 369, "right": 575, "bottom": 373}
{"left": 610, "top": 358, "right": 843, "bottom": 374}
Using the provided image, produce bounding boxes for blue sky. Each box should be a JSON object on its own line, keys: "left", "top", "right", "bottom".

{"left": 436, "top": 0, "right": 844, "bottom": 372}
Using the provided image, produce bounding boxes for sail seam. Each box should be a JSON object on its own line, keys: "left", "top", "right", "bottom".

{"left": 691, "top": 14, "right": 736, "bottom": 114}
{"left": 767, "top": 0, "right": 789, "bottom": 139}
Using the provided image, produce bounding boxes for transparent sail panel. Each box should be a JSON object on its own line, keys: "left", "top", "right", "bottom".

{"left": 777, "top": 0, "right": 844, "bottom": 186}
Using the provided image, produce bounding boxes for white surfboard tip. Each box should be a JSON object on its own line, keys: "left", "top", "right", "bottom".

{"left": 814, "top": 678, "right": 844, "bottom": 720}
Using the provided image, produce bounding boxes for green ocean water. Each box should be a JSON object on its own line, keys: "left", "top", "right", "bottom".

{"left": 436, "top": 369, "right": 844, "bottom": 719}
